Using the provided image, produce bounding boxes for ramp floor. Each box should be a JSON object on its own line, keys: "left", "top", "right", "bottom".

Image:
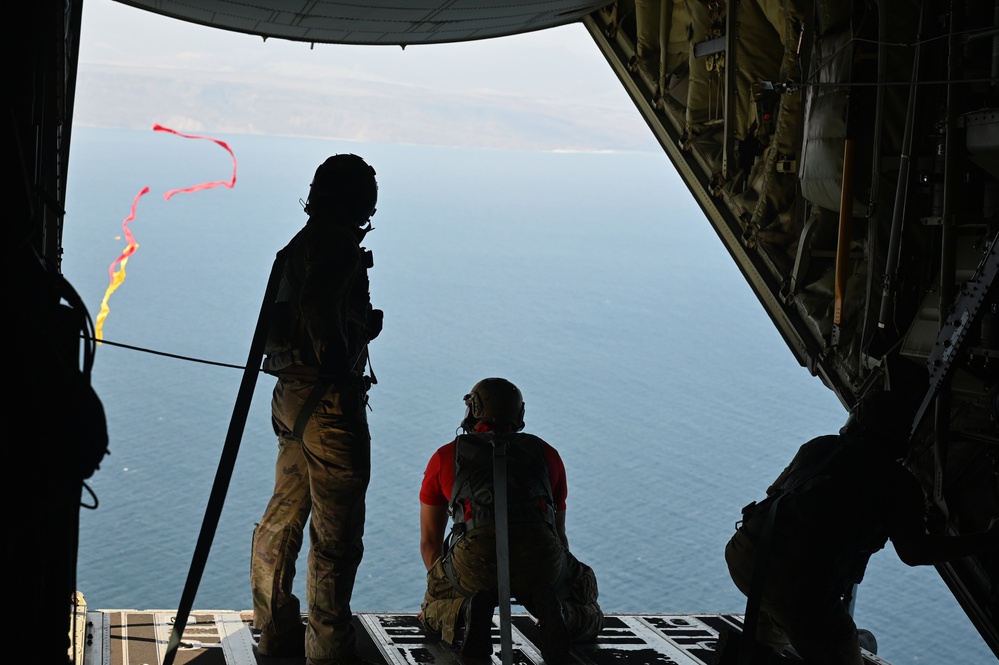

{"left": 77, "top": 609, "right": 892, "bottom": 664}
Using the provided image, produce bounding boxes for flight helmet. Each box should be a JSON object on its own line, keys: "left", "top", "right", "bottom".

{"left": 461, "top": 377, "right": 526, "bottom": 433}
{"left": 305, "top": 153, "right": 378, "bottom": 222}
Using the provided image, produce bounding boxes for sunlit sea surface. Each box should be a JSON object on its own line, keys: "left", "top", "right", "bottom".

{"left": 63, "top": 126, "right": 993, "bottom": 664}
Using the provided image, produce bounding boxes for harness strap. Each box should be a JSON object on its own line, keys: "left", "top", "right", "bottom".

{"left": 737, "top": 494, "right": 783, "bottom": 665}
{"left": 493, "top": 439, "right": 515, "bottom": 665}
{"left": 292, "top": 377, "right": 333, "bottom": 440}
{"left": 442, "top": 554, "right": 474, "bottom": 598}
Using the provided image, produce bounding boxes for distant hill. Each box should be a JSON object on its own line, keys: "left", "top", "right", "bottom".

{"left": 74, "top": 63, "right": 655, "bottom": 153}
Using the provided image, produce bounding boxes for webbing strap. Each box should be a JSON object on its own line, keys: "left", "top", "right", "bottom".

{"left": 737, "top": 495, "right": 783, "bottom": 665}
{"left": 163, "top": 249, "right": 285, "bottom": 665}
{"left": 293, "top": 378, "right": 333, "bottom": 440}
{"left": 442, "top": 555, "right": 473, "bottom": 598}
{"left": 493, "top": 440, "right": 514, "bottom": 665}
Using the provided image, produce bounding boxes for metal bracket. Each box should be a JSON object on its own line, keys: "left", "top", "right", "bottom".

{"left": 912, "top": 229, "right": 999, "bottom": 437}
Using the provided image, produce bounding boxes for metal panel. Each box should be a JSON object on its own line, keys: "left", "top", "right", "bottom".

{"left": 579, "top": 11, "right": 842, "bottom": 398}
{"left": 111, "top": 0, "right": 609, "bottom": 45}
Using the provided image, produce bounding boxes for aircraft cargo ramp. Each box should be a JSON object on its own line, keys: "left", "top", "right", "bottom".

{"left": 74, "top": 608, "right": 893, "bottom": 665}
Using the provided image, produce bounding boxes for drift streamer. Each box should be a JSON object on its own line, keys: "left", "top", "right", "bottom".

{"left": 95, "top": 186, "right": 148, "bottom": 341}
{"left": 95, "top": 125, "right": 238, "bottom": 341}
{"left": 153, "top": 123, "right": 238, "bottom": 199}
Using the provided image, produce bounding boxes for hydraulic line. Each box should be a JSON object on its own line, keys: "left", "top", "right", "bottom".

{"left": 860, "top": 0, "right": 890, "bottom": 361}
{"left": 931, "top": 0, "right": 963, "bottom": 519}
{"left": 878, "top": 0, "right": 929, "bottom": 331}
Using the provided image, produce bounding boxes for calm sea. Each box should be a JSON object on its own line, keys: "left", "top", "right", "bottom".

{"left": 62, "top": 126, "right": 993, "bottom": 664}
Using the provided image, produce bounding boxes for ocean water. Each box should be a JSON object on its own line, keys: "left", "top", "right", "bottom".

{"left": 62, "top": 126, "right": 993, "bottom": 664}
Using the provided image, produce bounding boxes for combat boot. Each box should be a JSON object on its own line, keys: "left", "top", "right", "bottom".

{"left": 460, "top": 590, "right": 497, "bottom": 657}
{"left": 257, "top": 619, "right": 306, "bottom": 657}
{"left": 533, "top": 586, "right": 570, "bottom": 665}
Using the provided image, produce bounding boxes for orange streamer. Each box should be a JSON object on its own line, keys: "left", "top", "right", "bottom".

{"left": 96, "top": 186, "right": 150, "bottom": 342}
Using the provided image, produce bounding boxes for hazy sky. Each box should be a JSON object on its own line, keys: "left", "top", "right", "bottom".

{"left": 76, "top": 1, "right": 658, "bottom": 152}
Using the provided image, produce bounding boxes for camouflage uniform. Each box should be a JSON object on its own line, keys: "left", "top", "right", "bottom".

{"left": 421, "top": 523, "right": 603, "bottom": 645}
{"left": 252, "top": 215, "right": 377, "bottom": 662}
{"left": 250, "top": 423, "right": 310, "bottom": 640}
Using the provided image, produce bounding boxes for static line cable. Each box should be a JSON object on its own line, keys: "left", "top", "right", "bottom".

{"left": 799, "top": 26, "right": 999, "bottom": 89}
{"left": 760, "top": 77, "right": 998, "bottom": 93}
{"left": 82, "top": 334, "right": 254, "bottom": 371}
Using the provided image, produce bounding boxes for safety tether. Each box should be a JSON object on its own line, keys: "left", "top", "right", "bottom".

{"left": 493, "top": 438, "right": 515, "bottom": 665}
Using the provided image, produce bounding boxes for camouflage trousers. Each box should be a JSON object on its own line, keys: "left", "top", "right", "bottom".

{"left": 725, "top": 526, "right": 863, "bottom": 665}
{"left": 420, "top": 523, "right": 604, "bottom": 646}
{"left": 251, "top": 376, "right": 371, "bottom": 661}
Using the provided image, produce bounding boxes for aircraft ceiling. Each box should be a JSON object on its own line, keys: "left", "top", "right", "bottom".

{"left": 112, "top": 0, "right": 608, "bottom": 45}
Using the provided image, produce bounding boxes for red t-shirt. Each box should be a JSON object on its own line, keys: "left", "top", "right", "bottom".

{"left": 419, "top": 435, "right": 568, "bottom": 512}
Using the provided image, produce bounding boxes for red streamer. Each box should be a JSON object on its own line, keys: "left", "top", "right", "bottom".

{"left": 153, "top": 123, "right": 238, "bottom": 200}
